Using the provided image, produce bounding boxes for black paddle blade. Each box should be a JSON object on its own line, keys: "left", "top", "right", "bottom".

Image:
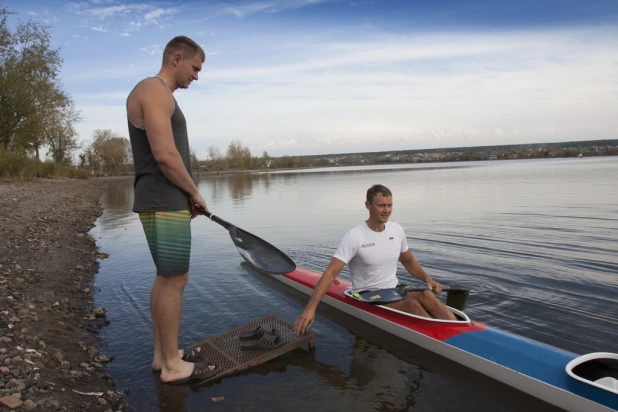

{"left": 354, "top": 286, "right": 408, "bottom": 304}
{"left": 228, "top": 226, "right": 296, "bottom": 275}
{"left": 445, "top": 288, "right": 468, "bottom": 295}
{"left": 445, "top": 289, "right": 469, "bottom": 310}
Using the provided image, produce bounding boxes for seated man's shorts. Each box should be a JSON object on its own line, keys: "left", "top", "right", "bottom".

{"left": 138, "top": 210, "right": 191, "bottom": 276}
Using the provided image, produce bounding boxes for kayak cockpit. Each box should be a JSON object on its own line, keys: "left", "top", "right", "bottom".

{"left": 343, "top": 288, "right": 471, "bottom": 324}
{"left": 566, "top": 352, "right": 618, "bottom": 395}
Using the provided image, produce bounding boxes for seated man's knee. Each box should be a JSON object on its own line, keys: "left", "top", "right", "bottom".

{"left": 406, "top": 298, "right": 424, "bottom": 312}
{"left": 419, "top": 290, "right": 437, "bottom": 302}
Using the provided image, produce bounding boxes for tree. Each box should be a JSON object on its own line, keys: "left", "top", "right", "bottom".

{"left": 190, "top": 147, "right": 200, "bottom": 171}
{"left": 261, "top": 151, "right": 271, "bottom": 168}
{"left": 44, "top": 102, "right": 81, "bottom": 165}
{"left": 225, "top": 139, "right": 251, "bottom": 169}
{"left": 0, "top": 5, "right": 13, "bottom": 57}
{"left": 78, "top": 152, "right": 86, "bottom": 168}
{"left": 0, "top": 5, "right": 69, "bottom": 152}
{"left": 207, "top": 145, "right": 221, "bottom": 161}
{"left": 89, "top": 129, "right": 130, "bottom": 174}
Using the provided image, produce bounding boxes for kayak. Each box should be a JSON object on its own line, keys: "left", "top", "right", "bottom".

{"left": 272, "top": 267, "right": 618, "bottom": 412}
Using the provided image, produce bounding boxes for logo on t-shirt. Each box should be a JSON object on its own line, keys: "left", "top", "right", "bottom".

{"left": 361, "top": 242, "right": 375, "bottom": 248}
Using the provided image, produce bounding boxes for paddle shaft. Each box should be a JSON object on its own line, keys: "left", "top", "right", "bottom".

{"left": 404, "top": 285, "right": 467, "bottom": 294}
{"left": 195, "top": 205, "right": 232, "bottom": 230}
{"left": 355, "top": 283, "right": 468, "bottom": 304}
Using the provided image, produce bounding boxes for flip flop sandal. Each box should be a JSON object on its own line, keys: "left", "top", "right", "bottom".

{"left": 240, "top": 332, "right": 284, "bottom": 351}
{"left": 238, "top": 325, "right": 281, "bottom": 341}
{"left": 181, "top": 346, "right": 203, "bottom": 362}
{"left": 166, "top": 362, "right": 220, "bottom": 386}
{"left": 151, "top": 347, "right": 201, "bottom": 372}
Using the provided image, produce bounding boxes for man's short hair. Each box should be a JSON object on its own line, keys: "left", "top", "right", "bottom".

{"left": 163, "top": 36, "right": 206, "bottom": 64}
{"left": 366, "top": 184, "right": 392, "bottom": 204}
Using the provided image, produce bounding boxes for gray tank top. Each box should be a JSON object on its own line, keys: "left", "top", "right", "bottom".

{"left": 127, "top": 77, "right": 193, "bottom": 212}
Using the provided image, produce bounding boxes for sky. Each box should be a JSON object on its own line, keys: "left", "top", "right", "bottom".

{"left": 4, "top": 0, "right": 618, "bottom": 158}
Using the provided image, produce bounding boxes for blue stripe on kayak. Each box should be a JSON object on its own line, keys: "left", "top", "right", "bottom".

{"left": 445, "top": 328, "right": 618, "bottom": 410}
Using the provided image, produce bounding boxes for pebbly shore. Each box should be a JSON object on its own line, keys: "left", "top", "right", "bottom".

{"left": 0, "top": 178, "right": 128, "bottom": 412}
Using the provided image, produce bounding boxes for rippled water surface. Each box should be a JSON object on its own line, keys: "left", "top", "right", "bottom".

{"left": 91, "top": 157, "right": 618, "bottom": 411}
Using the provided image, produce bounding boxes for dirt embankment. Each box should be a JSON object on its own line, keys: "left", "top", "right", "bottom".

{"left": 0, "top": 178, "right": 128, "bottom": 411}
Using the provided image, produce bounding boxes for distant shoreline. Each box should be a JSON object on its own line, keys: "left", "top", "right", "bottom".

{"left": 192, "top": 154, "right": 617, "bottom": 177}
{"left": 71, "top": 153, "right": 618, "bottom": 181}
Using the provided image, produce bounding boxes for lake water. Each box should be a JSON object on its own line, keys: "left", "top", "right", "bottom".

{"left": 91, "top": 157, "right": 618, "bottom": 412}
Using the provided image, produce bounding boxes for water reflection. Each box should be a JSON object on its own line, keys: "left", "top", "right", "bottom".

{"left": 228, "top": 174, "right": 255, "bottom": 202}
{"left": 96, "top": 178, "right": 134, "bottom": 230}
{"left": 154, "top": 376, "right": 190, "bottom": 412}
{"left": 198, "top": 172, "right": 299, "bottom": 206}
{"left": 104, "top": 177, "right": 133, "bottom": 211}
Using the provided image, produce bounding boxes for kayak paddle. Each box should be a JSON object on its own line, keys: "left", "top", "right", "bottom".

{"left": 353, "top": 284, "right": 468, "bottom": 304}
{"left": 196, "top": 206, "right": 296, "bottom": 275}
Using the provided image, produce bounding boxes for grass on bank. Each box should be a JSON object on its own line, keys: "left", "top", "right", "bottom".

{"left": 0, "top": 149, "right": 91, "bottom": 179}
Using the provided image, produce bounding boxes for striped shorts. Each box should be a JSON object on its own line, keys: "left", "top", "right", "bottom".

{"left": 138, "top": 210, "right": 191, "bottom": 276}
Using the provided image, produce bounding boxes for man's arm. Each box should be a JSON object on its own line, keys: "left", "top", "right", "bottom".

{"left": 141, "top": 81, "right": 207, "bottom": 213}
{"left": 293, "top": 257, "right": 346, "bottom": 335}
{"left": 399, "top": 250, "right": 443, "bottom": 293}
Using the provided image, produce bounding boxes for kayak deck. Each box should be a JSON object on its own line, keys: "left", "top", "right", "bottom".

{"left": 277, "top": 267, "right": 618, "bottom": 412}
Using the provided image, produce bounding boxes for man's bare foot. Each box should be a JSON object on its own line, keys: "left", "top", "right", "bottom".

{"left": 152, "top": 349, "right": 184, "bottom": 371}
{"left": 160, "top": 361, "right": 217, "bottom": 384}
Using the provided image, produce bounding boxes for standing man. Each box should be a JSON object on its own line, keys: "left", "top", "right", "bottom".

{"left": 126, "top": 36, "right": 218, "bottom": 384}
{"left": 294, "top": 184, "right": 456, "bottom": 335}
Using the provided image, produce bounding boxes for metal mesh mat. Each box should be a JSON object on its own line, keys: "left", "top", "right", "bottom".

{"left": 180, "top": 314, "right": 314, "bottom": 385}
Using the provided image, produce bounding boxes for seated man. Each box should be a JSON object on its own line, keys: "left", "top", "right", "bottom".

{"left": 294, "top": 184, "right": 456, "bottom": 335}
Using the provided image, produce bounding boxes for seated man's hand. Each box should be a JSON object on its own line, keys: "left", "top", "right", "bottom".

{"left": 293, "top": 308, "right": 316, "bottom": 335}
{"left": 427, "top": 279, "right": 443, "bottom": 294}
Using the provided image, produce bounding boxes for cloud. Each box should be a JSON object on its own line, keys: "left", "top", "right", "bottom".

{"left": 66, "top": 25, "right": 618, "bottom": 156}
{"left": 218, "top": 0, "right": 340, "bottom": 18}
{"left": 139, "top": 44, "right": 163, "bottom": 56}
{"left": 66, "top": 2, "right": 178, "bottom": 34}
{"left": 91, "top": 25, "right": 109, "bottom": 33}
{"left": 90, "top": 5, "right": 145, "bottom": 20}
{"left": 220, "top": 2, "right": 276, "bottom": 18}
{"left": 144, "top": 8, "right": 178, "bottom": 24}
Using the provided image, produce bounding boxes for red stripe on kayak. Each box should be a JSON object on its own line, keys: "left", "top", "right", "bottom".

{"left": 284, "top": 267, "right": 486, "bottom": 341}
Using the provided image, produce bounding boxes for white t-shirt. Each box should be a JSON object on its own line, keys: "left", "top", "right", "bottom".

{"left": 333, "top": 221, "right": 409, "bottom": 292}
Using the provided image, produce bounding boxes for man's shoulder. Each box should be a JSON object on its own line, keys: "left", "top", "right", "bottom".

{"left": 338, "top": 222, "right": 365, "bottom": 243}
{"left": 346, "top": 221, "right": 369, "bottom": 235}
{"left": 386, "top": 221, "right": 405, "bottom": 233}
{"left": 129, "top": 78, "right": 169, "bottom": 99}
{"left": 128, "top": 78, "right": 175, "bottom": 117}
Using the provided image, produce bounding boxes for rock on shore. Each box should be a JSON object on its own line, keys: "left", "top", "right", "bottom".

{"left": 0, "top": 179, "right": 128, "bottom": 411}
